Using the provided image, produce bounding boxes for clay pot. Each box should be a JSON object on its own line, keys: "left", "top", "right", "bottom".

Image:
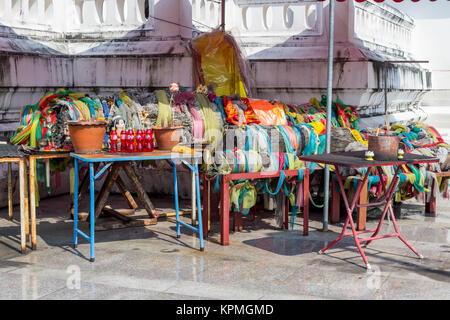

{"left": 368, "top": 135, "right": 399, "bottom": 161}
{"left": 68, "top": 120, "right": 106, "bottom": 154}
{"left": 152, "top": 126, "right": 183, "bottom": 150}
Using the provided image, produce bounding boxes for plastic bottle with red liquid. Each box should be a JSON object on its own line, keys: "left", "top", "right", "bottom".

{"left": 120, "top": 128, "right": 127, "bottom": 152}
{"left": 136, "top": 128, "right": 144, "bottom": 153}
{"left": 144, "top": 127, "right": 154, "bottom": 152}
{"left": 110, "top": 127, "right": 118, "bottom": 153}
{"left": 126, "top": 128, "right": 135, "bottom": 153}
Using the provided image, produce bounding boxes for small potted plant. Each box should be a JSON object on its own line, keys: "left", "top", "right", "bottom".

{"left": 152, "top": 83, "right": 183, "bottom": 150}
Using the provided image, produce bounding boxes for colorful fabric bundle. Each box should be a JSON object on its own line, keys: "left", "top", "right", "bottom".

{"left": 196, "top": 93, "right": 222, "bottom": 145}
{"left": 155, "top": 90, "right": 173, "bottom": 127}
{"left": 241, "top": 98, "right": 287, "bottom": 126}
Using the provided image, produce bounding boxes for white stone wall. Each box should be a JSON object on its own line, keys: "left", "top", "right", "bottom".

{"left": 0, "top": 0, "right": 195, "bottom": 127}
{"left": 191, "top": 0, "right": 430, "bottom": 120}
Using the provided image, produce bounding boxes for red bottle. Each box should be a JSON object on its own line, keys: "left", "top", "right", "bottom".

{"left": 136, "top": 128, "right": 144, "bottom": 153}
{"left": 110, "top": 127, "right": 118, "bottom": 153}
{"left": 120, "top": 128, "right": 127, "bottom": 152}
{"left": 126, "top": 128, "right": 135, "bottom": 153}
{"left": 144, "top": 128, "right": 154, "bottom": 152}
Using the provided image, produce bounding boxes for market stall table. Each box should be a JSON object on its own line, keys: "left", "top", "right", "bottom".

{"left": 28, "top": 152, "right": 71, "bottom": 250}
{"left": 70, "top": 150, "right": 204, "bottom": 262}
{"left": 201, "top": 169, "right": 310, "bottom": 246}
{"left": 300, "top": 151, "right": 438, "bottom": 269}
{"left": 0, "top": 148, "right": 28, "bottom": 253}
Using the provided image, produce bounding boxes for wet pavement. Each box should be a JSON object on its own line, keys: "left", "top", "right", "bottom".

{"left": 0, "top": 193, "right": 449, "bottom": 300}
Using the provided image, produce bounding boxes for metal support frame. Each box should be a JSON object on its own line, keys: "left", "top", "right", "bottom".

{"left": 71, "top": 152, "right": 204, "bottom": 262}
{"left": 323, "top": 0, "right": 336, "bottom": 233}
{"left": 318, "top": 164, "right": 423, "bottom": 269}
{"left": 221, "top": 0, "right": 225, "bottom": 30}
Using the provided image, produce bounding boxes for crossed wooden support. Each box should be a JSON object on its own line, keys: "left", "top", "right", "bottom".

{"left": 70, "top": 162, "right": 157, "bottom": 230}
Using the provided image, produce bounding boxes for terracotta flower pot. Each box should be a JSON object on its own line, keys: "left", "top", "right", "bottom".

{"left": 368, "top": 135, "right": 399, "bottom": 161}
{"left": 68, "top": 120, "right": 107, "bottom": 154}
{"left": 152, "top": 126, "right": 183, "bottom": 150}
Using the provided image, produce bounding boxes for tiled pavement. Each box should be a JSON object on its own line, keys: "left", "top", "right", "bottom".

{"left": 0, "top": 193, "right": 448, "bottom": 300}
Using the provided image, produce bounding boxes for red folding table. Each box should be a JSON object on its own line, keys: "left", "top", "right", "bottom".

{"left": 300, "top": 151, "right": 438, "bottom": 269}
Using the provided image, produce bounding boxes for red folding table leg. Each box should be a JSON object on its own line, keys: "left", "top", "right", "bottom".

{"left": 319, "top": 166, "right": 372, "bottom": 269}
{"left": 388, "top": 202, "right": 423, "bottom": 259}
{"left": 364, "top": 167, "right": 401, "bottom": 247}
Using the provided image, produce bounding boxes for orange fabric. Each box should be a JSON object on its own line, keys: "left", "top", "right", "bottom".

{"left": 222, "top": 96, "right": 240, "bottom": 125}
{"left": 243, "top": 104, "right": 260, "bottom": 125}
{"left": 222, "top": 96, "right": 260, "bottom": 125}
{"left": 242, "top": 98, "right": 287, "bottom": 126}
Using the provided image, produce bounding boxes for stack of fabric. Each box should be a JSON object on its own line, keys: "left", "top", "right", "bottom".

{"left": 11, "top": 84, "right": 449, "bottom": 216}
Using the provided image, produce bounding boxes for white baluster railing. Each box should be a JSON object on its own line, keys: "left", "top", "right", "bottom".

{"left": 190, "top": 0, "right": 323, "bottom": 38}
{"left": 352, "top": 0, "right": 414, "bottom": 55}
{"left": 0, "top": 0, "right": 154, "bottom": 35}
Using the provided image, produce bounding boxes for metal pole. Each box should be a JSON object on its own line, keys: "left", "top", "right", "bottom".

{"left": 221, "top": 0, "right": 225, "bottom": 30}
{"left": 322, "top": 0, "right": 336, "bottom": 232}
{"left": 384, "top": 61, "right": 389, "bottom": 135}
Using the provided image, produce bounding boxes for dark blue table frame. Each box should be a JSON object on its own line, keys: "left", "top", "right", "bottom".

{"left": 70, "top": 151, "right": 204, "bottom": 262}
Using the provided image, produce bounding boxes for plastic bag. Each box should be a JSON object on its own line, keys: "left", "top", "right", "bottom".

{"left": 192, "top": 30, "right": 250, "bottom": 98}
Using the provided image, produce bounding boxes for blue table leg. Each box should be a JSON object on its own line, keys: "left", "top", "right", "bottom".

{"left": 73, "top": 159, "right": 79, "bottom": 249}
{"left": 194, "top": 162, "right": 204, "bottom": 251}
{"left": 89, "top": 162, "right": 95, "bottom": 262}
{"left": 173, "top": 161, "right": 181, "bottom": 238}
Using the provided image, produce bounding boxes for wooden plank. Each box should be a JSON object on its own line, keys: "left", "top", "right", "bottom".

{"left": 104, "top": 207, "right": 136, "bottom": 216}
{"left": 357, "top": 177, "right": 368, "bottom": 231}
{"left": 93, "top": 164, "right": 121, "bottom": 220}
{"left": 122, "top": 164, "right": 157, "bottom": 218}
{"left": 0, "top": 158, "right": 23, "bottom": 163}
{"left": 330, "top": 177, "right": 340, "bottom": 224}
{"left": 95, "top": 217, "right": 157, "bottom": 231}
{"left": 115, "top": 175, "right": 138, "bottom": 209}
{"left": 29, "top": 153, "right": 70, "bottom": 161}
{"left": 101, "top": 207, "right": 133, "bottom": 222}
{"left": 74, "top": 212, "right": 90, "bottom": 221}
